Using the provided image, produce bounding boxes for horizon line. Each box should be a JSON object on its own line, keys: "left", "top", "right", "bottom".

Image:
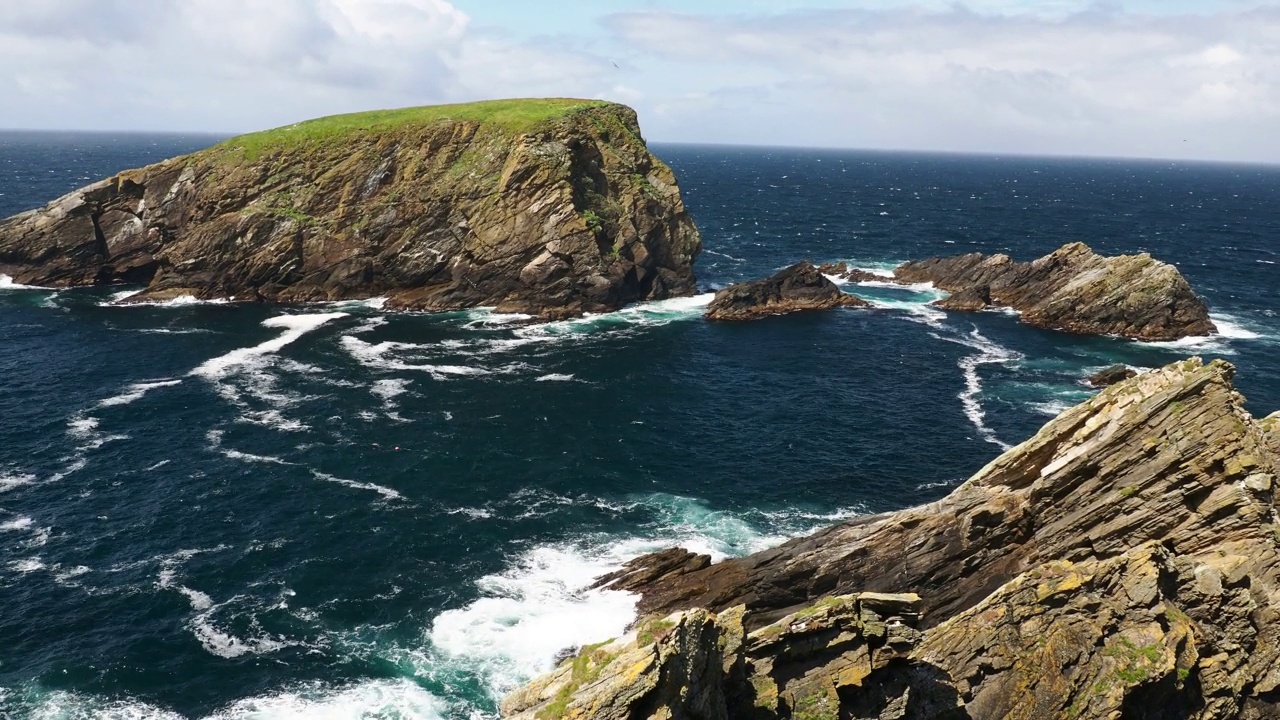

{"left": 1, "top": 126, "right": 1276, "bottom": 170}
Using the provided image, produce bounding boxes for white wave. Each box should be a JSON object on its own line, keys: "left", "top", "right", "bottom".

{"left": 149, "top": 295, "right": 234, "bottom": 307}
{"left": 67, "top": 416, "right": 99, "bottom": 439}
{"left": 535, "top": 373, "right": 576, "bottom": 382}
{"left": 1140, "top": 312, "right": 1271, "bottom": 355}
{"left": 19, "top": 681, "right": 444, "bottom": 720}
{"left": 513, "top": 293, "right": 715, "bottom": 341}
{"left": 312, "top": 471, "right": 404, "bottom": 502}
{"left": 191, "top": 613, "right": 293, "bottom": 660}
{"left": 1211, "top": 313, "right": 1264, "bottom": 340}
{"left": 0, "top": 472, "right": 35, "bottom": 493}
{"left": 97, "top": 379, "right": 183, "bottom": 408}
{"left": 47, "top": 457, "right": 89, "bottom": 483}
{"left": 340, "top": 336, "right": 492, "bottom": 379}
{"left": 66, "top": 414, "right": 129, "bottom": 451}
{"left": 103, "top": 288, "right": 145, "bottom": 304}
{"left": 10, "top": 558, "right": 46, "bottom": 573}
{"left": 430, "top": 492, "right": 864, "bottom": 699}
{"left": 191, "top": 312, "right": 348, "bottom": 379}
{"left": 1, "top": 516, "right": 33, "bottom": 532}
{"left": 460, "top": 308, "right": 535, "bottom": 328}
{"left": 868, "top": 298, "right": 947, "bottom": 327}
{"left": 204, "top": 680, "right": 446, "bottom": 720}
{"left": 222, "top": 448, "right": 291, "bottom": 465}
{"left": 324, "top": 296, "right": 389, "bottom": 310}
{"left": 0, "top": 274, "right": 50, "bottom": 290}
{"left": 370, "top": 378, "right": 412, "bottom": 402}
{"left": 703, "top": 249, "right": 746, "bottom": 262}
{"left": 933, "top": 327, "right": 1023, "bottom": 450}
{"left": 237, "top": 410, "right": 310, "bottom": 433}
{"left": 1028, "top": 400, "right": 1075, "bottom": 417}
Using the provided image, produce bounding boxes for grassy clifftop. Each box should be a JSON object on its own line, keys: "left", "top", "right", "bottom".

{"left": 217, "top": 98, "right": 614, "bottom": 161}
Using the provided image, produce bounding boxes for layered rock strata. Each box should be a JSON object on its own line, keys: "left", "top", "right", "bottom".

{"left": 704, "top": 262, "right": 868, "bottom": 321}
{"left": 0, "top": 100, "right": 701, "bottom": 318}
{"left": 508, "top": 358, "right": 1280, "bottom": 718}
{"left": 894, "top": 242, "right": 1216, "bottom": 340}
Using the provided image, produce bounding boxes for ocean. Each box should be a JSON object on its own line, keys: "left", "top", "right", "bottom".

{"left": 1, "top": 132, "right": 1277, "bottom": 719}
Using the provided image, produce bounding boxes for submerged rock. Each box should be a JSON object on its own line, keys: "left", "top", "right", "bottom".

{"left": 896, "top": 242, "right": 1216, "bottom": 340}
{"left": 1087, "top": 363, "right": 1139, "bottom": 387}
{"left": 704, "top": 262, "right": 868, "bottom": 321}
{"left": 0, "top": 100, "right": 701, "bottom": 318}
{"left": 511, "top": 357, "right": 1280, "bottom": 718}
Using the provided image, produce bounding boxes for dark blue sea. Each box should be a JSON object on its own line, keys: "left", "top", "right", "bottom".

{"left": 1, "top": 132, "right": 1278, "bottom": 719}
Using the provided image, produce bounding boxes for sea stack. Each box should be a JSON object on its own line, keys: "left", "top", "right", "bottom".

{"left": 704, "top": 262, "right": 868, "bottom": 321}
{"left": 895, "top": 242, "right": 1216, "bottom": 340}
{"left": 0, "top": 99, "right": 702, "bottom": 319}
{"left": 505, "top": 357, "right": 1280, "bottom": 719}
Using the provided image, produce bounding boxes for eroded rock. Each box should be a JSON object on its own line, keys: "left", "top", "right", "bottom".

{"left": 896, "top": 242, "right": 1216, "bottom": 340}
{"left": 0, "top": 100, "right": 702, "bottom": 319}
{"left": 1087, "top": 364, "right": 1139, "bottom": 387}
{"left": 705, "top": 262, "right": 869, "bottom": 321}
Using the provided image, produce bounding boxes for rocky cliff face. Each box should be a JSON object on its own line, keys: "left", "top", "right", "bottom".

{"left": 704, "top": 262, "right": 868, "bottom": 321}
{"left": 894, "top": 243, "right": 1216, "bottom": 340}
{"left": 507, "top": 358, "right": 1280, "bottom": 718}
{"left": 0, "top": 99, "right": 701, "bottom": 318}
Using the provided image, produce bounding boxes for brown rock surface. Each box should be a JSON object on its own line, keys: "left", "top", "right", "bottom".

{"left": 512, "top": 357, "right": 1280, "bottom": 718}
{"left": 0, "top": 100, "right": 701, "bottom": 318}
{"left": 1087, "top": 363, "right": 1139, "bottom": 387}
{"left": 895, "top": 242, "right": 1216, "bottom": 340}
{"left": 704, "top": 262, "right": 869, "bottom": 321}
{"left": 932, "top": 284, "right": 991, "bottom": 312}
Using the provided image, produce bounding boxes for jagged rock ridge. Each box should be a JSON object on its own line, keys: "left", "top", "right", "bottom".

{"left": 0, "top": 99, "right": 702, "bottom": 318}
{"left": 506, "top": 358, "right": 1280, "bottom": 718}
{"left": 894, "top": 242, "right": 1216, "bottom": 340}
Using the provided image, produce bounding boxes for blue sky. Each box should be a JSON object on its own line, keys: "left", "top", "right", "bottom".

{"left": 0, "top": 0, "right": 1277, "bottom": 162}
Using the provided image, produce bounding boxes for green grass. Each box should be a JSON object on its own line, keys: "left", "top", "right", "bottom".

{"left": 218, "top": 98, "right": 614, "bottom": 161}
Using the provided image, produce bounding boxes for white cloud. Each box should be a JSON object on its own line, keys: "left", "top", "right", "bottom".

{"left": 0, "top": 1, "right": 1276, "bottom": 162}
{"left": 0, "top": 0, "right": 612, "bottom": 133}
{"left": 607, "top": 5, "right": 1280, "bottom": 162}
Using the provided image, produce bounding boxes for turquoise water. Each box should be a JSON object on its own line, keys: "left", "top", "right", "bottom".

{"left": 1, "top": 134, "right": 1278, "bottom": 718}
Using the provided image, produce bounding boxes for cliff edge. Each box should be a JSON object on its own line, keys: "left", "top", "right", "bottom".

{"left": 506, "top": 358, "right": 1280, "bottom": 719}
{"left": 0, "top": 99, "right": 701, "bottom": 318}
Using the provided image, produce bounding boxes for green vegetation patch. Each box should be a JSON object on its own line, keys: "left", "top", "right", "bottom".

{"left": 218, "top": 98, "right": 613, "bottom": 161}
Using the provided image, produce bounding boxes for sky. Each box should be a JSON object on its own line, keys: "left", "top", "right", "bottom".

{"left": 1, "top": 0, "right": 1278, "bottom": 163}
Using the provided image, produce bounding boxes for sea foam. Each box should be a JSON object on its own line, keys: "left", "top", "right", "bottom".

{"left": 191, "top": 313, "right": 348, "bottom": 379}
{"left": 429, "top": 492, "right": 864, "bottom": 699}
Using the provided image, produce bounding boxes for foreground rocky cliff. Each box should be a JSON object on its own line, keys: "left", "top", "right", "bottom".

{"left": 0, "top": 99, "right": 701, "bottom": 318}
{"left": 505, "top": 358, "right": 1280, "bottom": 719}
{"left": 893, "top": 243, "right": 1216, "bottom": 340}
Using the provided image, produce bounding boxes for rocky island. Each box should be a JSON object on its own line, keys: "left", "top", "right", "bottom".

{"left": 704, "top": 262, "right": 869, "bottom": 321}
{"left": 0, "top": 99, "right": 701, "bottom": 318}
{"left": 505, "top": 357, "right": 1280, "bottom": 719}
{"left": 894, "top": 242, "right": 1216, "bottom": 341}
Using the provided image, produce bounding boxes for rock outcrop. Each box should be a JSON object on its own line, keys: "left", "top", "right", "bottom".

{"left": 1087, "top": 364, "right": 1139, "bottom": 387}
{"left": 705, "top": 262, "right": 868, "bottom": 321}
{"left": 894, "top": 243, "right": 1216, "bottom": 340}
{"left": 0, "top": 99, "right": 701, "bottom": 318}
{"left": 508, "top": 358, "right": 1280, "bottom": 718}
